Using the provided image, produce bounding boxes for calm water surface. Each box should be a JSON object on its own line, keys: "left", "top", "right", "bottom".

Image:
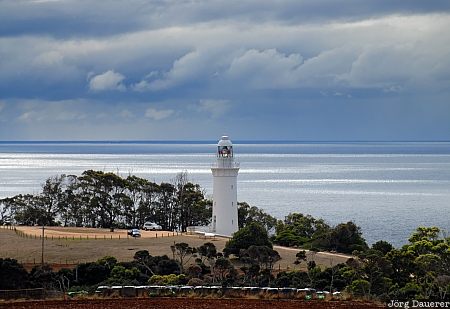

{"left": 0, "top": 141, "right": 449, "bottom": 247}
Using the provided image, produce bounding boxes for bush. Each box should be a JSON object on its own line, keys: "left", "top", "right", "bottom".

{"left": 0, "top": 258, "right": 29, "bottom": 289}
{"left": 148, "top": 274, "right": 187, "bottom": 285}
{"left": 223, "top": 222, "right": 271, "bottom": 257}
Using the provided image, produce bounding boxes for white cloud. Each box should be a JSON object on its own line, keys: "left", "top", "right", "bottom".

{"left": 197, "top": 99, "right": 230, "bottom": 118}
{"left": 133, "top": 50, "right": 211, "bottom": 91}
{"left": 227, "top": 49, "right": 303, "bottom": 89}
{"left": 145, "top": 107, "right": 174, "bottom": 120}
{"left": 88, "top": 70, "right": 126, "bottom": 91}
{"left": 1, "top": 14, "right": 449, "bottom": 94}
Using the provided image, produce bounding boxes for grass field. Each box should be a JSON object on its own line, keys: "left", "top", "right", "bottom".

{"left": 0, "top": 226, "right": 349, "bottom": 269}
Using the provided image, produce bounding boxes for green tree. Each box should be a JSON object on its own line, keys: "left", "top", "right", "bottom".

{"left": 40, "top": 175, "right": 66, "bottom": 225}
{"left": 223, "top": 222, "right": 272, "bottom": 257}
{"left": 328, "top": 221, "right": 368, "bottom": 253}
{"left": 108, "top": 265, "right": 140, "bottom": 284}
{"left": 349, "top": 279, "right": 370, "bottom": 297}
{"left": 372, "top": 240, "right": 394, "bottom": 255}
{"left": 274, "top": 213, "right": 331, "bottom": 248}
{"left": 238, "top": 202, "right": 278, "bottom": 232}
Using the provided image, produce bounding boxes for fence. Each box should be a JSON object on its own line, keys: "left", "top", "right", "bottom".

{"left": 0, "top": 225, "right": 182, "bottom": 240}
{"left": 94, "top": 285, "right": 335, "bottom": 300}
{"left": 0, "top": 288, "right": 46, "bottom": 300}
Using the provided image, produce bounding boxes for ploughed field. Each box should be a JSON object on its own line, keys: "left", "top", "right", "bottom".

{"left": 0, "top": 298, "right": 383, "bottom": 309}
{"left": 0, "top": 226, "right": 349, "bottom": 268}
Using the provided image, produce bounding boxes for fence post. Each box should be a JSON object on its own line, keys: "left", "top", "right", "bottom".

{"left": 156, "top": 233, "right": 158, "bottom": 238}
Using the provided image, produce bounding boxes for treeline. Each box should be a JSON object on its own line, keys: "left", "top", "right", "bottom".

{"left": 346, "top": 227, "right": 450, "bottom": 299}
{"left": 273, "top": 213, "right": 368, "bottom": 253}
{"left": 0, "top": 170, "right": 211, "bottom": 232}
{"left": 0, "top": 171, "right": 279, "bottom": 234}
{"left": 1, "top": 224, "right": 448, "bottom": 300}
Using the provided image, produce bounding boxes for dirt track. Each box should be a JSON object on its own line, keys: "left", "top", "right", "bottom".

{"left": 0, "top": 298, "right": 384, "bottom": 309}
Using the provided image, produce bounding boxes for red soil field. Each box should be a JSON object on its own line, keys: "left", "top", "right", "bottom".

{"left": 0, "top": 298, "right": 384, "bottom": 309}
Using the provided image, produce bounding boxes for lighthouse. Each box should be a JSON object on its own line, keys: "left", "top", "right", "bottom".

{"left": 211, "top": 136, "right": 239, "bottom": 236}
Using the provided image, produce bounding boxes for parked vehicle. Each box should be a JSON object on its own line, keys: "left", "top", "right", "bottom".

{"left": 143, "top": 222, "right": 162, "bottom": 231}
{"left": 127, "top": 228, "right": 141, "bottom": 237}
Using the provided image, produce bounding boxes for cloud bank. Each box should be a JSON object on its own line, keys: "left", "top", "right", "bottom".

{"left": 0, "top": 1, "right": 449, "bottom": 140}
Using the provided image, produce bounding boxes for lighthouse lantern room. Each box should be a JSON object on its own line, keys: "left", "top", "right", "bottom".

{"left": 211, "top": 136, "right": 239, "bottom": 236}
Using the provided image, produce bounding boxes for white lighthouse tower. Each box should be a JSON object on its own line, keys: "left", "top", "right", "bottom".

{"left": 211, "top": 136, "right": 239, "bottom": 236}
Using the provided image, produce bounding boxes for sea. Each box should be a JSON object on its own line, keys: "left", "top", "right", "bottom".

{"left": 0, "top": 141, "right": 449, "bottom": 247}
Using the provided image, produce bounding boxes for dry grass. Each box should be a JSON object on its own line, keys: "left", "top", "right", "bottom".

{"left": 0, "top": 226, "right": 349, "bottom": 269}
{"left": 16, "top": 226, "right": 173, "bottom": 238}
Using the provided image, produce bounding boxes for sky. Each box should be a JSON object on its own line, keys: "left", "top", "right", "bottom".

{"left": 0, "top": 0, "right": 450, "bottom": 141}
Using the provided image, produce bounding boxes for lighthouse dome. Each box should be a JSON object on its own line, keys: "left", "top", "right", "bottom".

{"left": 218, "top": 135, "right": 233, "bottom": 147}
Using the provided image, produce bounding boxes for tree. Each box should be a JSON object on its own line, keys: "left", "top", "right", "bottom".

{"left": 108, "top": 265, "right": 140, "bottom": 285}
{"left": 356, "top": 249, "right": 393, "bottom": 296}
{"left": 29, "top": 264, "right": 57, "bottom": 290}
{"left": 328, "top": 221, "right": 368, "bottom": 253}
{"left": 274, "top": 212, "right": 331, "bottom": 248}
{"left": 0, "top": 258, "right": 29, "bottom": 289}
{"left": 157, "top": 182, "right": 177, "bottom": 230}
{"left": 12, "top": 194, "right": 46, "bottom": 226}
{"left": 240, "top": 245, "right": 281, "bottom": 285}
{"left": 57, "top": 175, "right": 83, "bottom": 227}
{"left": 213, "top": 257, "right": 236, "bottom": 286}
{"left": 294, "top": 250, "right": 307, "bottom": 265}
{"left": 40, "top": 175, "right": 66, "bottom": 225}
{"left": 223, "top": 222, "right": 272, "bottom": 257}
{"left": 170, "top": 242, "right": 196, "bottom": 273}
{"left": 133, "top": 250, "right": 155, "bottom": 276}
{"left": 238, "top": 202, "right": 277, "bottom": 232}
{"left": 243, "top": 245, "right": 280, "bottom": 272}
{"left": 0, "top": 198, "right": 13, "bottom": 225}
{"left": 409, "top": 227, "right": 441, "bottom": 243}
{"left": 372, "top": 240, "right": 394, "bottom": 255}
{"left": 349, "top": 279, "right": 370, "bottom": 297}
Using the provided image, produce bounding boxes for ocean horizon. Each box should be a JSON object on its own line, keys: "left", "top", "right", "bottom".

{"left": 1, "top": 140, "right": 449, "bottom": 247}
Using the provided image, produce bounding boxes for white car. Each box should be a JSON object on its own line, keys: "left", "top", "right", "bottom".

{"left": 127, "top": 228, "right": 141, "bottom": 237}
{"left": 143, "top": 222, "right": 162, "bottom": 231}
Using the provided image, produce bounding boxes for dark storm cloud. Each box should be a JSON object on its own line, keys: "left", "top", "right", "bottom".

{"left": 1, "top": 0, "right": 450, "bottom": 38}
{"left": 0, "top": 1, "right": 449, "bottom": 140}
